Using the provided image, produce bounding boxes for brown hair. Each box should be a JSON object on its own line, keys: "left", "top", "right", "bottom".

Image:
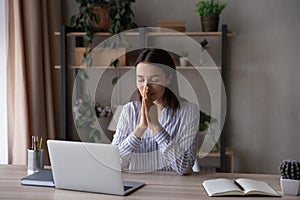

{"left": 135, "top": 48, "right": 180, "bottom": 110}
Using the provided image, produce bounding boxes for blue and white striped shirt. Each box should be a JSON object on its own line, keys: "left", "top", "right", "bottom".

{"left": 111, "top": 101, "right": 199, "bottom": 175}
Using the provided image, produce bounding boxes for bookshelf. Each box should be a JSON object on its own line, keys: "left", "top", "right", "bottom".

{"left": 56, "top": 25, "right": 234, "bottom": 172}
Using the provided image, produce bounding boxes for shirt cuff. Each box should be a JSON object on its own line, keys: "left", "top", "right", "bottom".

{"left": 154, "top": 128, "right": 171, "bottom": 148}
{"left": 127, "top": 133, "right": 142, "bottom": 149}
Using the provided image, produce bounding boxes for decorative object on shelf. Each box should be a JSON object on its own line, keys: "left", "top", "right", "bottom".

{"left": 70, "top": 0, "right": 137, "bottom": 49}
{"left": 90, "top": 47, "right": 126, "bottom": 66}
{"left": 95, "top": 104, "right": 112, "bottom": 118}
{"left": 70, "top": 0, "right": 137, "bottom": 82}
{"left": 91, "top": 6, "right": 110, "bottom": 32}
{"left": 196, "top": 0, "right": 226, "bottom": 32}
{"left": 193, "top": 110, "right": 219, "bottom": 172}
{"left": 73, "top": 96, "right": 101, "bottom": 142}
{"left": 179, "top": 51, "right": 189, "bottom": 66}
{"left": 200, "top": 111, "right": 219, "bottom": 147}
{"left": 198, "top": 111, "right": 219, "bottom": 151}
{"left": 70, "top": 0, "right": 137, "bottom": 71}
{"left": 279, "top": 159, "right": 300, "bottom": 196}
{"left": 199, "top": 38, "right": 208, "bottom": 66}
{"left": 200, "top": 38, "right": 208, "bottom": 49}
{"left": 199, "top": 111, "right": 216, "bottom": 132}
{"left": 156, "top": 20, "right": 186, "bottom": 32}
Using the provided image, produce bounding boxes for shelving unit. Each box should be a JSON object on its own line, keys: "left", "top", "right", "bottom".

{"left": 57, "top": 25, "right": 234, "bottom": 172}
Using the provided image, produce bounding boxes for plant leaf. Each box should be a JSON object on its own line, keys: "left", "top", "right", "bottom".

{"left": 112, "top": 76, "right": 118, "bottom": 85}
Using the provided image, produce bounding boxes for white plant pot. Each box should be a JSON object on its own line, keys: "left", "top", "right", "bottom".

{"left": 280, "top": 177, "right": 300, "bottom": 196}
{"left": 179, "top": 57, "right": 188, "bottom": 66}
{"left": 192, "top": 157, "right": 201, "bottom": 172}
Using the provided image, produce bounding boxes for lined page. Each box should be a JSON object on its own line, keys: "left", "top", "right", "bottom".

{"left": 202, "top": 178, "right": 243, "bottom": 196}
{"left": 235, "top": 178, "right": 280, "bottom": 196}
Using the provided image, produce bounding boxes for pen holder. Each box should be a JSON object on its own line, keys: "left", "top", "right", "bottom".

{"left": 27, "top": 148, "right": 44, "bottom": 175}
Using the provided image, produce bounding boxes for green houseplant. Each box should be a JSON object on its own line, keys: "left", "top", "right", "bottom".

{"left": 199, "top": 111, "right": 219, "bottom": 151}
{"left": 279, "top": 159, "right": 300, "bottom": 196}
{"left": 196, "top": 0, "right": 226, "bottom": 32}
{"left": 193, "top": 110, "right": 219, "bottom": 172}
{"left": 70, "top": 0, "right": 137, "bottom": 60}
{"left": 199, "top": 38, "right": 208, "bottom": 66}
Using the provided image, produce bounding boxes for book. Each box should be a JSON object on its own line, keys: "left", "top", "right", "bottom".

{"left": 202, "top": 178, "right": 281, "bottom": 197}
{"left": 21, "top": 169, "right": 54, "bottom": 187}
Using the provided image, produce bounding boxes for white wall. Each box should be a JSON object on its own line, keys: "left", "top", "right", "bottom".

{"left": 63, "top": 0, "right": 300, "bottom": 174}
{"left": 222, "top": 0, "right": 300, "bottom": 174}
{"left": 0, "top": 0, "right": 8, "bottom": 164}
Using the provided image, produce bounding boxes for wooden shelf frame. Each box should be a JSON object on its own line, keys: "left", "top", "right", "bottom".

{"left": 55, "top": 31, "right": 236, "bottom": 37}
{"left": 57, "top": 25, "right": 233, "bottom": 172}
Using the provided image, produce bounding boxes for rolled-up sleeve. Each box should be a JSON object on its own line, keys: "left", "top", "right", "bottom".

{"left": 154, "top": 103, "right": 199, "bottom": 175}
{"left": 111, "top": 104, "right": 141, "bottom": 167}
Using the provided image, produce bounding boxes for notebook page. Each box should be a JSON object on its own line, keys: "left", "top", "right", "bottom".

{"left": 203, "top": 178, "right": 243, "bottom": 196}
{"left": 235, "top": 178, "right": 280, "bottom": 196}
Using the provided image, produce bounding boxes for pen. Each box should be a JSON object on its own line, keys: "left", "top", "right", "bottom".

{"left": 36, "top": 136, "right": 39, "bottom": 150}
{"left": 31, "top": 136, "right": 34, "bottom": 150}
{"left": 32, "top": 136, "right": 39, "bottom": 150}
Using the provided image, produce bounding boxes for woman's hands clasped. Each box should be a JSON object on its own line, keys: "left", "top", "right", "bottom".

{"left": 139, "top": 86, "right": 162, "bottom": 135}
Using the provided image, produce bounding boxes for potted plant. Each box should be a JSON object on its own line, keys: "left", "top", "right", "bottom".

{"left": 179, "top": 51, "right": 189, "bottom": 66}
{"left": 199, "top": 111, "right": 219, "bottom": 150}
{"left": 70, "top": 0, "right": 137, "bottom": 61}
{"left": 279, "top": 159, "right": 300, "bottom": 196}
{"left": 193, "top": 111, "right": 218, "bottom": 172}
{"left": 196, "top": 0, "right": 226, "bottom": 32}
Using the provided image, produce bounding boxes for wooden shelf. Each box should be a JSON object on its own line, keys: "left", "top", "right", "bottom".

{"left": 54, "top": 31, "right": 236, "bottom": 37}
{"left": 176, "top": 66, "right": 222, "bottom": 70}
{"left": 147, "top": 31, "right": 236, "bottom": 37}
{"left": 54, "top": 65, "right": 134, "bottom": 69}
{"left": 197, "top": 147, "right": 233, "bottom": 158}
{"left": 197, "top": 147, "right": 234, "bottom": 173}
{"left": 54, "top": 65, "right": 222, "bottom": 70}
{"left": 54, "top": 32, "right": 139, "bottom": 37}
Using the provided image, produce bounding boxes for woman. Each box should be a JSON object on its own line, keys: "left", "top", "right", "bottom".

{"left": 111, "top": 49, "right": 199, "bottom": 175}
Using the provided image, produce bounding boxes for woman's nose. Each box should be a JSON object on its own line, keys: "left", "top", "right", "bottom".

{"left": 143, "top": 79, "right": 150, "bottom": 86}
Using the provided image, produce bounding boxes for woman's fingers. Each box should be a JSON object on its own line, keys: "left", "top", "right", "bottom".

{"left": 142, "top": 86, "right": 155, "bottom": 125}
{"left": 141, "top": 93, "right": 148, "bottom": 126}
{"left": 143, "top": 86, "right": 148, "bottom": 99}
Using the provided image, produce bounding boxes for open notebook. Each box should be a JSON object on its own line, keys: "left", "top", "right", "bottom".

{"left": 202, "top": 178, "right": 281, "bottom": 197}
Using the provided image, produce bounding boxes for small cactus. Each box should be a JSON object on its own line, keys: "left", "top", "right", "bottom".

{"left": 279, "top": 159, "right": 300, "bottom": 180}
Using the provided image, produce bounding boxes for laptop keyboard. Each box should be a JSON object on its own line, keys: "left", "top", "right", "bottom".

{"left": 124, "top": 186, "right": 133, "bottom": 191}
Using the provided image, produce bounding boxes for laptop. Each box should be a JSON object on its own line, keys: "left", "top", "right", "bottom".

{"left": 47, "top": 140, "right": 145, "bottom": 195}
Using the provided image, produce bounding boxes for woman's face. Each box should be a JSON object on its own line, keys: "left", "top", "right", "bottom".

{"left": 136, "top": 62, "right": 171, "bottom": 105}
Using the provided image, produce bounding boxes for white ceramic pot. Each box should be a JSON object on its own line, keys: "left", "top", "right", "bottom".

{"left": 280, "top": 177, "right": 300, "bottom": 196}
{"left": 192, "top": 157, "right": 201, "bottom": 172}
{"left": 179, "top": 57, "right": 188, "bottom": 66}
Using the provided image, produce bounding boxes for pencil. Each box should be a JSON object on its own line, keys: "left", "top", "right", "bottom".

{"left": 39, "top": 137, "right": 43, "bottom": 150}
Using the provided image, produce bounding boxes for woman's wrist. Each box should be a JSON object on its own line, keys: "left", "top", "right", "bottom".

{"left": 133, "top": 124, "right": 147, "bottom": 139}
{"left": 150, "top": 124, "right": 162, "bottom": 135}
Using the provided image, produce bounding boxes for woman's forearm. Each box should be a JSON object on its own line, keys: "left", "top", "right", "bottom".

{"left": 154, "top": 129, "right": 196, "bottom": 175}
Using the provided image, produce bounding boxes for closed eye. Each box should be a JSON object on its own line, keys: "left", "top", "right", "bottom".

{"left": 150, "top": 78, "right": 160, "bottom": 83}
{"left": 137, "top": 75, "right": 144, "bottom": 82}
